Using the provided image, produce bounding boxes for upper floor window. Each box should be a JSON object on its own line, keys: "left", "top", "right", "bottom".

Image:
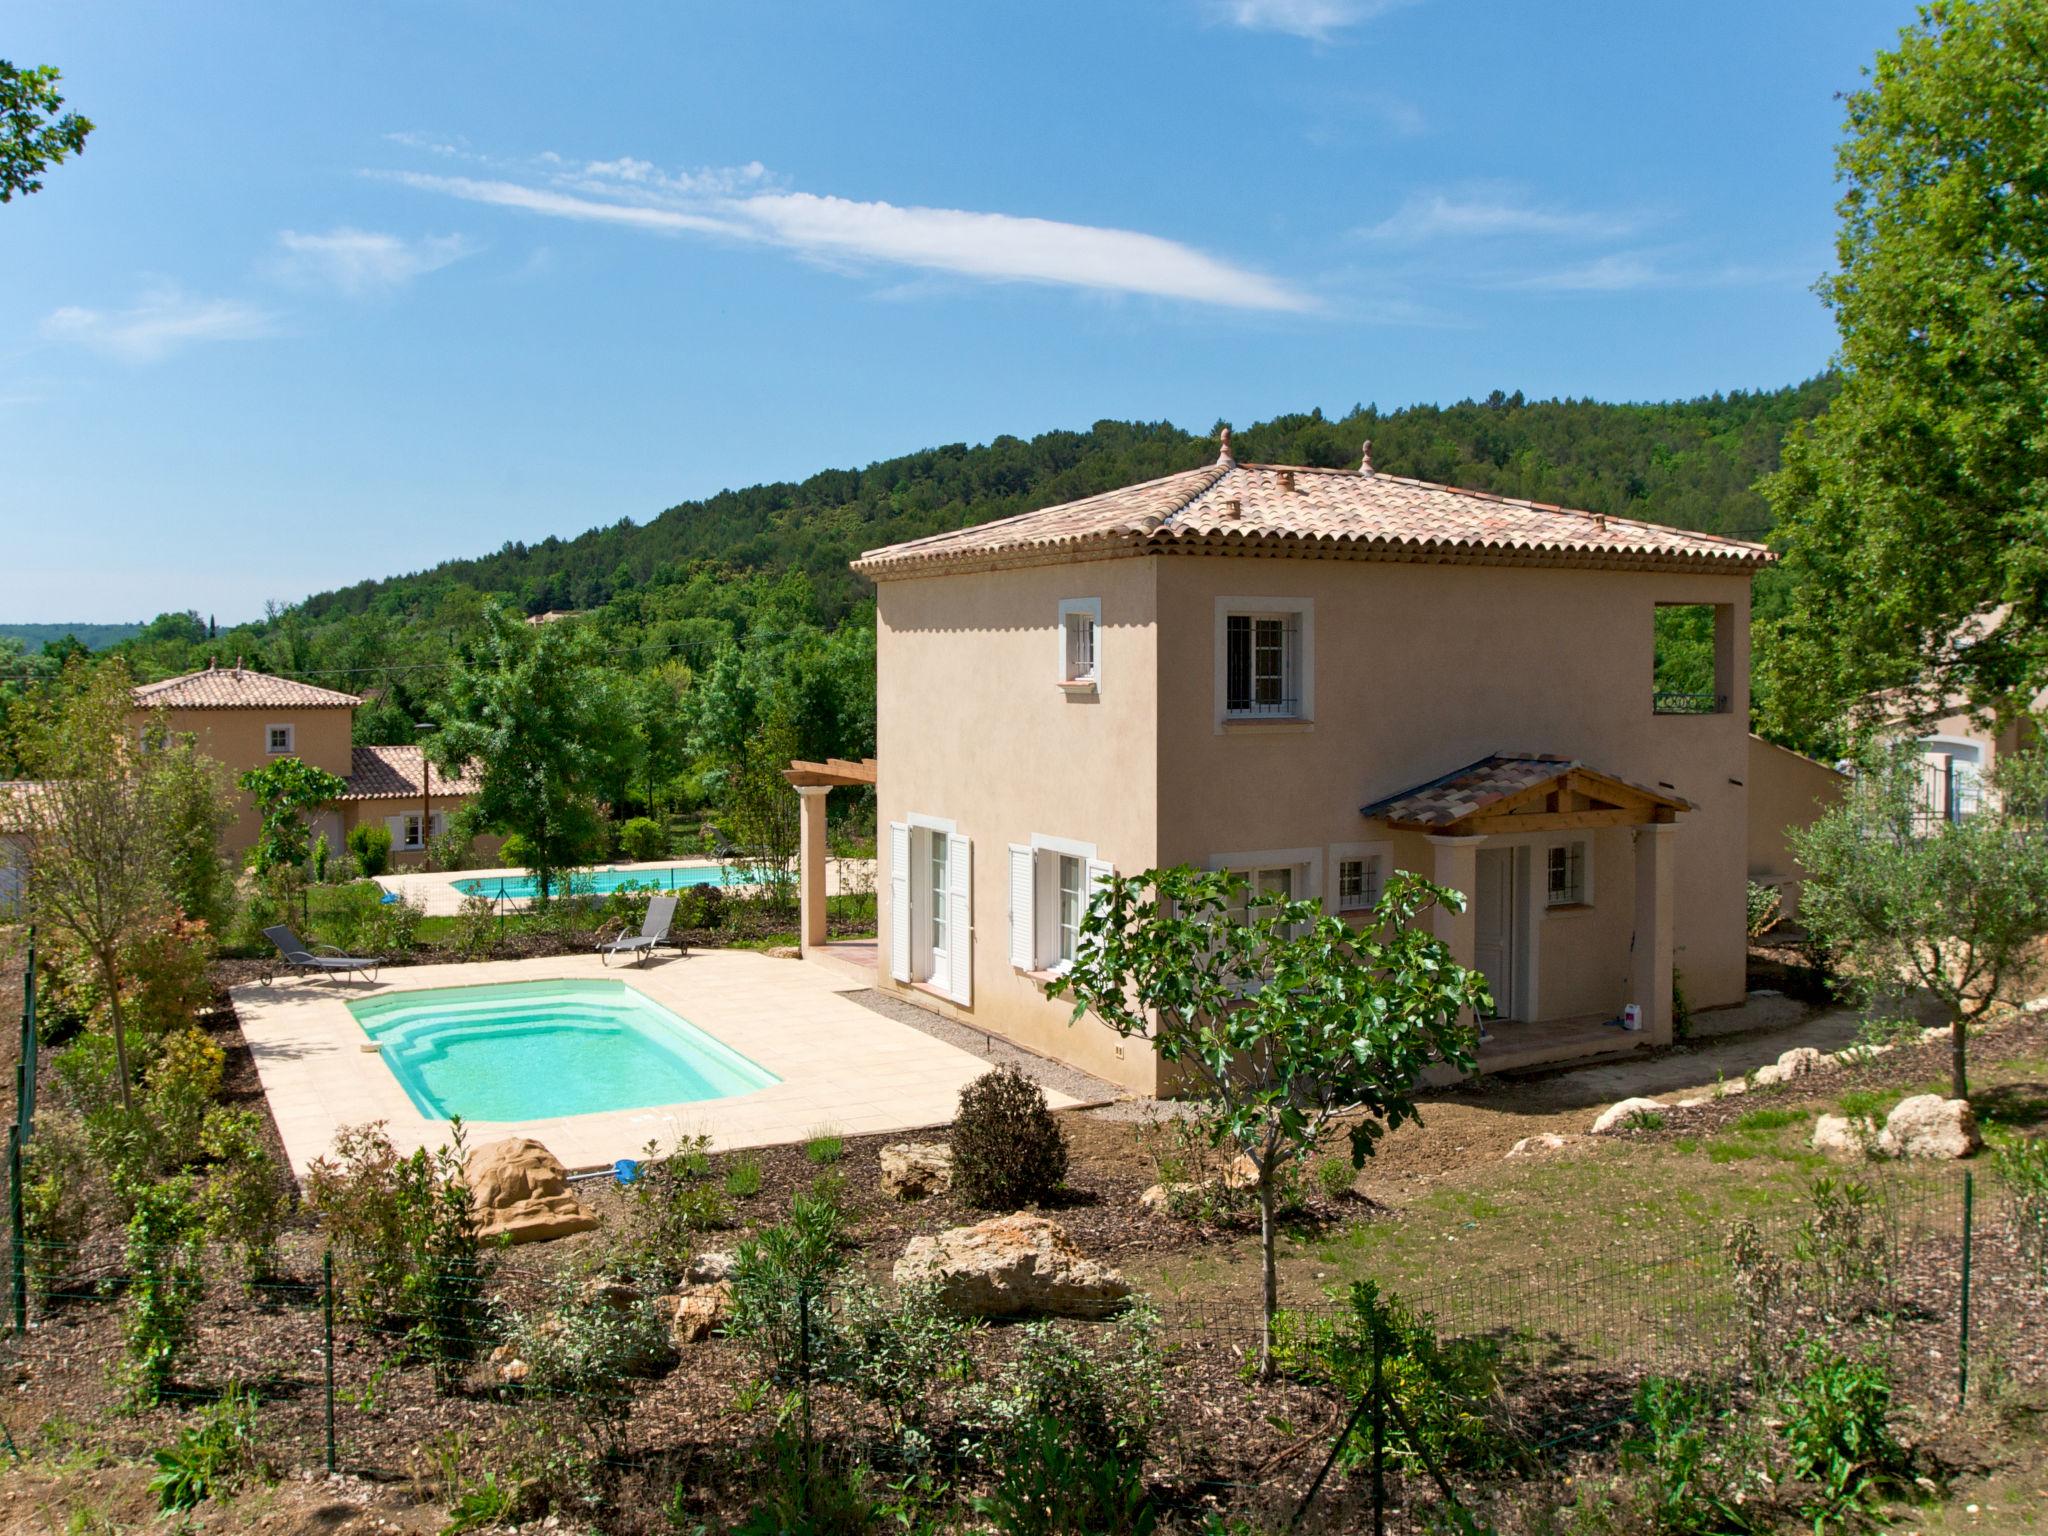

{"left": 1546, "top": 840, "right": 1589, "bottom": 907}
{"left": 1215, "top": 596, "right": 1313, "bottom": 724}
{"left": 1057, "top": 598, "right": 1101, "bottom": 688}
{"left": 265, "top": 722, "right": 295, "bottom": 755}
{"left": 1652, "top": 603, "right": 1734, "bottom": 715}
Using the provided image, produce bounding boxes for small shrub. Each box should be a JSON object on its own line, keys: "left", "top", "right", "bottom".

{"left": 803, "top": 1129, "right": 845, "bottom": 1166}
{"left": 199, "top": 1107, "right": 289, "bottom": 1285}
{"left": 974, "top": 1412, "right": 1157, "bottom": 1536}
{"left": 1746, "top": 879, "right": 1784, "bottom": 940}
{"left": 502, "top": 1276, "right": 675, "bottom": 1459}
{"left": 951, "top": 1066, "right": 1069, "bottom": 1210}
{"left": 834, "top": 1281, "right": 975, "bottom": 1445}
{"left": 149, "top": 1384, "right": 260, "bottom": 1513}
{"left": 304, "top": 1122, "right": 412, "bottom": 1314}
{"left": 123, "top": 1177, "right": 207, "bottom": 1404}
{"left": 728, "top": 1179, "right": 851, "bottom": 1392}
{"left": 19, "top": 1113, "right": 94, "bottom": 1291}
{"left": 975, "top": 1303, "right": 1163, "bottom": 1464}
{"left": 1616, "top": 1377, "right": 1763, "bottom": 1535}
{"left": 618, "top": 816, "right": 668, "bottom": 862}
{"left": 1313, "top": 1157, "right": 1354, "bottom": 1201}
{"left": 145, "top": 1027, "right": 226, "bottom": 1158}
{"left": 1994, "top": 1134, "right": 2048, "bottom": 1280}
{"left": 724, "top": 1153, "right": 764, "bottom": 1200}
{"left": 606, "top": 1137, "right": 730, "bottom": 1286}
{"left": 450, "top": 892, "right": 499, "bottom": 961}
{"left": 1724, "top": 1218, "right": 1790, "bottom": 1382}
{"left": 346, "top": 822, "right": 392, "bottom": 878}
{"left": 1776, "top": 1340, "right": 1910, "bottom": 1527}
{"left": 1793, "top": 1176, "right": 1889, "bottom": 1320}
{"left": 1270, "top": 1281, "right": 1515, "bottom": 1473}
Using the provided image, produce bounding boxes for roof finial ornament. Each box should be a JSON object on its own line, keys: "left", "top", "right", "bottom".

{"left": 1360, "top": 439, "right": 1374, "bottom": 476}
{"left": 1217, "top": 425, "right": 1234, "bottom": 466}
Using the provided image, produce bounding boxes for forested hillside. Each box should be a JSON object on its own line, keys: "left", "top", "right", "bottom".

{"left": 0, "top": 621, "right": 142, "bottom": 651}
{"left": 299, "top": 380, "right": 1835, "bottom": 626}
{"left": 0, "top": 383, "right": 1835, "bottom": 788}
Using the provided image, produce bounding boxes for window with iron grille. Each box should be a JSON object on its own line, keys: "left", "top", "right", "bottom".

{"left": 1058, "top": 597, "right": 1101, "bottom": 686}
{"left": 1338, "top": 855, "right": 1383, "bottom": 912}
{"left": 1546, "top": 841, "right": 1588, "bottom": 906}
{"left": 1225, "top": 613, "right": 1298, "bottom": 715}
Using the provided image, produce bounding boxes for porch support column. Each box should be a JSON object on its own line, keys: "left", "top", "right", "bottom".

{"left": 1631, "top": 822, "right": 1676, "bottom": 1045}
{"left": 1426, "top": 833, "right": 1480, "bottom": 978}
{"left": 795, "top": 785, "right": 831, "bottom": 954}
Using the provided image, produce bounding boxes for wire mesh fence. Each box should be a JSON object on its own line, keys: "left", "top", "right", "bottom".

{"left": 1, "top": 1164, "right": 2042, "bottom": 1528}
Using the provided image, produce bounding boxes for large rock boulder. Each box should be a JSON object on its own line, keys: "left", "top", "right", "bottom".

{"left": 464, "top": 1138, "right": 597, "bottom": 1243}
{"left": 1776, "top": 1046, "right": 1828, "bottom": 1078}
{"left": 1138, "top": 1181, "right": 1208, "bottom": 1216}
{"left": 1590, "top": 1098, "right": 1667, "bottom": 1136}
{"left": 657, "top": 1282, "right": 734, "bottom": 1345}
{"left": 1812, "top": 1114, "right": 1878, "bottom": 1159}
{"left": 894, "top": 1214, "right": 1130, "bottom": 1319}
{"left": 1878, "top": 1095, "right": 1981, "bottom": 1159}
{"left": 1506, "top": 1133, "right": 1574, "bottom": 1159}
{"left": 879, "top": 1142, "right": 954, "bottom": 1201}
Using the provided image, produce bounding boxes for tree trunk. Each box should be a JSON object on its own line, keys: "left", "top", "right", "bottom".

{"left": 98, "top": 947, "right": 134, "bottom": 1116}
{"left": 1951, "top": 1014, "right": 1969, "bottom": 1102}
{"left": 1258, "top": 1176, "right": 1279, "bottom": 1381}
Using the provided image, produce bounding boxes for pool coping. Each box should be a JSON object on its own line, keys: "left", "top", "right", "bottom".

{"left": 233, "top": 949, "right": 1072, "bottom": 1177}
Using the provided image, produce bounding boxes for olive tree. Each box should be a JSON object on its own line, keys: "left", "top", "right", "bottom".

{"left": 1794, "top": 743, "right": 2048, "bottom": 1100}
{"left": 1052, "top": 865, "right": 1486, "bottom": 1376}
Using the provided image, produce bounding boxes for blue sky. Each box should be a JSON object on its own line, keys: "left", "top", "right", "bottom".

{"left": 2, "top": 0, "right": 1912, "bottom": 623}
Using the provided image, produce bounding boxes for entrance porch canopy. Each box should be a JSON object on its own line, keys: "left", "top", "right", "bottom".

{"left": 1362, "top": 754, "right": 1690, "bottom": 1046}
{"left": 1359, "top": 753, "right": 1688, "bottom": 836}
{"left": 782, "top": 758, "right": 878, "bottom": 953}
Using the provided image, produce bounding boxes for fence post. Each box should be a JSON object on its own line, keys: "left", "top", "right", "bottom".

{"left": 1957, "top": 1171, "right": 1974, "bottom": 1413}
{"left": 1371, "top": 1310, "right": 1386, "bottom": 1536}
{"left": 8, "top": 1125, "right": 26, "bottom": 1336}
{"left": 323, "top": 1249, "right": 337, "bottom": 1474}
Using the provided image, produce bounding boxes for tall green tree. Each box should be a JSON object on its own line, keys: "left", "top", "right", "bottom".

{"left": 237, "top": 757, "right": 348, "bottom": 875}
{"left": 430, "top": 607, "right": 633, "bottom": 899}
{"left": 1793, "top": 745, "right": 2048, "bottom": 1101}
{"left": 1052, "top": 866, "right": 1486, "bottom": 1378}
{"left": 1762, "top": 0, "right": 2048, "bottom": 751}
{"left": 1, "top": 60, "right": 92, "bottom": 203}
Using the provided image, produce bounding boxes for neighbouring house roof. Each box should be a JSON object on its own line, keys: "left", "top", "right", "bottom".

{"left": 1360, "top": 753, "right": 1690, "bottom": 835}
{"left": 0, "top": 781, "right": 46, "bottom": 835}
{"left": 132, "top": 663, "right": 360, "bottom": 710}
{"left": 852, "top": 442, "right": 1774, "bottom": 580}
{"left": 338, "top": 745, "right": 483, "bottom": 802}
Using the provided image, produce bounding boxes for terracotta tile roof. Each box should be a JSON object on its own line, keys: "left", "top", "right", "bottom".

{"left": 1360, "top": 753, "right": 1690, "bottom": 829}
{"left": 339, "top": 745, "right": 483, "bottom": 802}
{"left": 132, "top": 665, "right": 360, "bottom": 710}
{"left": 851, "top": 457, "right": 1773, "bottom": 578}
{"left": 0, "top": 781, "right": 45, "bottom": 835}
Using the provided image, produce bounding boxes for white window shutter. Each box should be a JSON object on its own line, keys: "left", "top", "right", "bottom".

{"left": 947, "top": 833, "right": 973, "bottom": 1006}
{"left": 385, "top": 815, "right": 405, "bottom": 845}
{"left": 1083, "top": 859, "right": 1114, "bottom": 958}
{"left": 888, "top": 822, "right": 911, "bottom": 983}
{"left": 1008, "top": 845, "right": 1035, "bottom": 971}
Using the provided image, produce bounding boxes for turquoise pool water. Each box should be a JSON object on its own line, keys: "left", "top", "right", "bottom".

{"left": 453, "top": 863, "right": 743, "bottom": 901}
{"left": 348, "top": 979, "right": 778, "bottom": 1121}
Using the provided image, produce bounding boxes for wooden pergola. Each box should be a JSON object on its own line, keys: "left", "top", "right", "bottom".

{"left": 782, "top": 757, "right": 877, "bottom": 951}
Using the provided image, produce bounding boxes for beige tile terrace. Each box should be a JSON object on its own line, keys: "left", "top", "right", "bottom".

{"left": 233, "top": 948, "right": 1068, "bottom": 1177}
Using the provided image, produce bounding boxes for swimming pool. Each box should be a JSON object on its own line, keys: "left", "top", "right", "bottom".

{"left": 348, "top": 979, "right": 779, "bottom": 1121}
{"left": 452, "top": 862, "right": 747, "bottom": 902}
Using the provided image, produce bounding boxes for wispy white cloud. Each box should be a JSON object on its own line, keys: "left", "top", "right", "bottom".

{"left": 41, "top": 283, "right": 281, "bottom": 364}
{"left": 1204, "top": 0, "right": 1419, "bottom": 41}
{"left": 1493, "top": 251, "right": 1813, "bottom": 294}
{"left": 1362, "top": 188, "right": 1649, "bottom": 245}
{"left": 380, "top": 157, "right": 1312, "bottom": 313}
{"left": 1499, "top": 252, "right": 1663, "bottom": 292}
{"left": 273, "top": 227, "right": 475, "bottom": 297}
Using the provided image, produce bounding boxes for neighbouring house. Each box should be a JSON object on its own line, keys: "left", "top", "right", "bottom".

{"left": 848, "top": 434, "right": 1777, "bottom": 1094}
{"left": 1744, "top": 734, "right": 1846, "bottom": 919}
{"left": 126, "top": 663, "right": 496, "bottom": 866}
{"left": 0, "top": 781, "right": 38, "bottom": 915}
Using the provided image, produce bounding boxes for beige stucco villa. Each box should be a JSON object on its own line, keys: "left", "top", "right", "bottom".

{"left": 843, "top": 434, "right": 1783, "bottom": 1095}
{"left": 127, "top": 664, "right": 495, "bottom": 866}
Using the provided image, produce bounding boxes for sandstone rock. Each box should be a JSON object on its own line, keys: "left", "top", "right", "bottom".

{"left": 578, "top": 1278, "right": 642, "bottom": 1311}
{"left": 1715, "top": 1078, "right": 1748, "bottom": 1097}
{"left": 464, "top": 1138, "right": 597, "bottom": 1244}
{"left": 687, "top": 1250, "right": 737, "bottom": 1285}
{"left": 894, "top": 1214, "right": 1130, "bottom": 1319}
{"left": 1138, "top": 1181, "right": 1208, "bottom": 1215}
{"left": 1222, "top": 1154, "right": 1261, "bottom": 1190}
{"left": 1776, "top": 1047, "right": 1828, "bottom": 1078}
{"left": 1590, "top": 1097, "right": 1667, "bottom": 1135}
{"left": 1812, "top": 1114, "right": 1878, "bottom": 1159}
{"left": 657, "top": 1281, "right": 734, "bottom": 1345}
{"left": 1675, "top": 1098, "right": 1709, "bottom": 1109}
{"left": 1878, "top": 1095, "right": 1981, "bottom": 1160}
{"left": 879, "top": 1142, "right": 954, "bottom": 1201}
{"left": 1506, "top": 1133, "right": 1572, "bottom": 1159}
{"left": 486, "top": 1342, "right": 530, "bottom": 1385}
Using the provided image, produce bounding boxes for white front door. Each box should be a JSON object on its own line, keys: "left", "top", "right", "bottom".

{"left": 1473, "top": 846, "right": 1517, "bottom": 1020}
